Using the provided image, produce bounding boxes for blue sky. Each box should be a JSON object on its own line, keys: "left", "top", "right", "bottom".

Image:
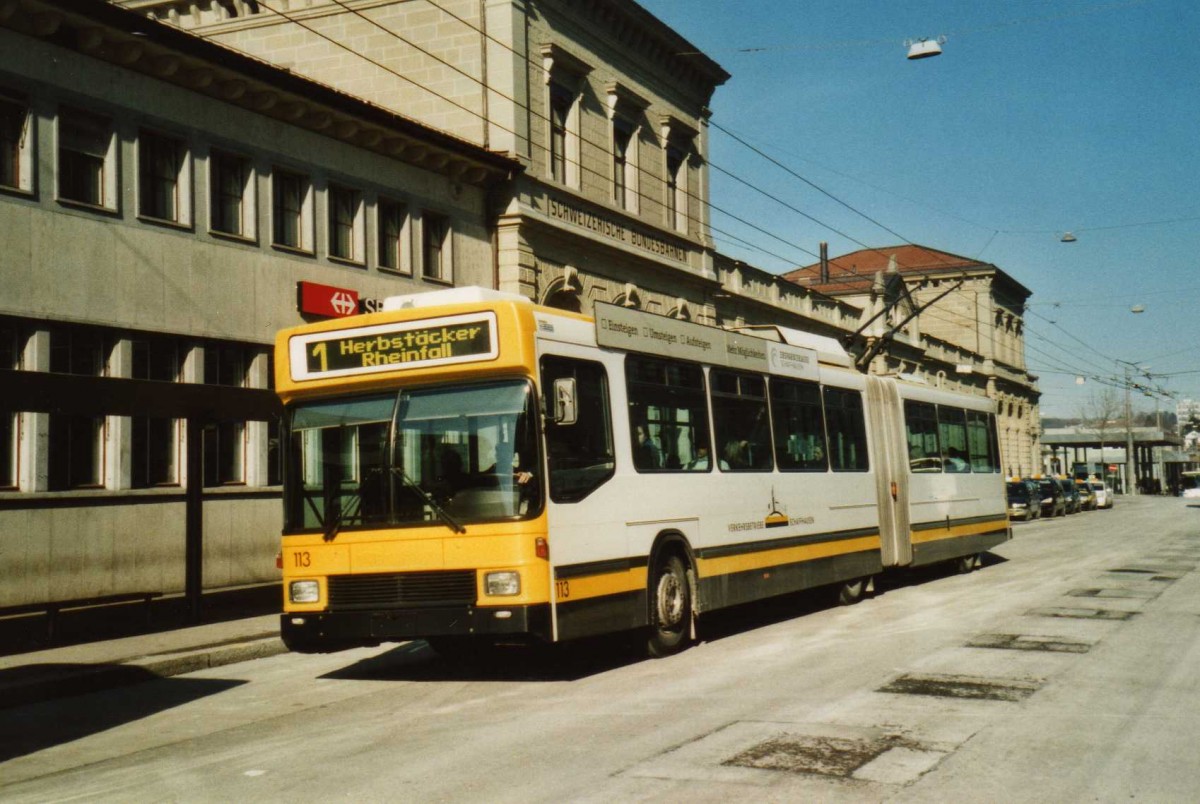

{"left": 638, "top": 0, "right": 1199, "bottom": 420}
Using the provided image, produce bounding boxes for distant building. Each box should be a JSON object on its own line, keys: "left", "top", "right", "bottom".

{"left": 1177, "top": 398, "right": 1200, "bottom": 433}
{"left": 783, "top": 244, "right": 1042, "bottom": 477}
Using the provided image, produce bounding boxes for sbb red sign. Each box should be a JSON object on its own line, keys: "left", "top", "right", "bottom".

{"left": 298, "top": 281, "right": 359, "bottom": 318}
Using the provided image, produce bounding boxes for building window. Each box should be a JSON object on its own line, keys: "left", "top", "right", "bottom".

{"left": 58, "top": 107, "right": 115, "bottom": 208}
{"left": 548, "top": 80, "right": 578, "bottom": 185}
{"left": 612, "top": 115, "right": 635, "bottom": 210}
{"left": 422, "top": 212, "right": 451, "bottom": 282}
{"left": 0, "top": 92, "right": 32, "bottom": 193}
{"left": 665, "top": 142, "right": 687, "bottom": 233}
{"left": 210, "top": 150, "right": 253, "bottom": 238}
{"left": 0, "top": 323, "right": 19, "bottom": 489}
{"left": 204, "top": 344, "right": 246, "bottom": 486}
{"left": 272, "top": 167, "right": 312, "bottom": 251}
{"left": 138, "top": 129, "right": 189, "bottom": 224}
{"left": 131, "top": 337, "right": 179, "bottom": 487}
{"left": 541, "top": 44, "right": 589, "bottom": 187}
{"left": 377, "top": 198, "right": 409, "bottom": 273}
{"left": 48, "top": 327, "right": 109, "bottom": 490}
{"left": 328, "top": 184, "right": 363, "bottom": 263}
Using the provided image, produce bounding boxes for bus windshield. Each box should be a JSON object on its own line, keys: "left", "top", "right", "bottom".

{"left": 284, "top": 380, "right": 541, "bottom": 533}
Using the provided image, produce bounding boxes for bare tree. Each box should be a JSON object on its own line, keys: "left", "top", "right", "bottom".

{"left": 1077, "top": 388, "right": 1123, "bottom": 474}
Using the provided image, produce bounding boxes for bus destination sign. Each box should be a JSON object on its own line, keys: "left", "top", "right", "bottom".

{"left": 289, "top": 312, "right": 499, "bottom": 381}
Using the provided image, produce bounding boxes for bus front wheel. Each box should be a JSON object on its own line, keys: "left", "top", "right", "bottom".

{"left": 647, "top": 553, "right": 692, "bottom": 658}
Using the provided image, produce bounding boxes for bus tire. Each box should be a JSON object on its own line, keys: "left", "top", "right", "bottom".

{"left": 956, "top": 553, "right": 980, "bottom": 574}
{"left": 836, "top": 577, "right": 868, "bottom": 606}
{"left": 647, "top": 553, "right": 691, "bottom": 658}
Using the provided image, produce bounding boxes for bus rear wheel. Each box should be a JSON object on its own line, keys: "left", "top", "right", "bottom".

{"left": 836, "top": 577, "right": 869, "bottom": 606}
{"left": 647, "top": 553, "right": 691, "bottom": 658}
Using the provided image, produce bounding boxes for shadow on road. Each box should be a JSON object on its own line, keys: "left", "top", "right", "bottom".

{"left": 321, "top": 551, "right": 1009, "bottom": 684}
{"left": 0, "top": 671, "right": 245, "bottom": 762}
{"left": 322, "top": 632, "right": 649, "bottom": 683}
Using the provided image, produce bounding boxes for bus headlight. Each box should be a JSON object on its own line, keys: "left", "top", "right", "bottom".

{"left": 485, "top": 571, "right": 521, "bottom": 596}
{"left": 290, "top": 580, "right": 320, "bottom": 604}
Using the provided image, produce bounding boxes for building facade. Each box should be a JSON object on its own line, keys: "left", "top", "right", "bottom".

{"left": 123, "top": 0, "right": 743, "bottom": 320}
{"left": 0, "top": 0, "right": 515, "bottom": 609}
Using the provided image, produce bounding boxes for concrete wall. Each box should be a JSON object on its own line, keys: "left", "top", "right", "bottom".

{"left": 0, "top": 495, "right": 279, "bottom": 606}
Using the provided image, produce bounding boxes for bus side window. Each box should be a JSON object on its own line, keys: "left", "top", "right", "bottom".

{"left": 540, "top": 356, "right": 615, "bottom": 503}
{"left": 625, "top": 355, "right": 711, "bottom": 473}
{"left": 904, "top": 400, "right": 941, "bottom": 473}
{"left": 770, "top": 377, "right": 827, "bottom": 472}
{"left": 966, "top": 410, "right": 1001, "bottom": 473}
{"left": 824, "top": 386, "right": 869, "bottom": 472}
{"left": 711, "top": 369, "right": 773, "bottom": 472}
{"left": 938, "top": 406, "right": 971, "bottom": 473}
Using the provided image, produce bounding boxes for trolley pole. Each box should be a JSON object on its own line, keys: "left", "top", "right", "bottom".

{"left": 1124, "top": 364, "right": 1137, "bottom": 496}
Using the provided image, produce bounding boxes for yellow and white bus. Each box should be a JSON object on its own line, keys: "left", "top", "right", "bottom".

{"left": 276, "top": 287, "right": 1008, "bottom": 657}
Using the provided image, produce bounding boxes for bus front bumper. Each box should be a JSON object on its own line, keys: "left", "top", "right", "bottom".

{"left": 280, "top": 603, "right": 552, "bottom": 648}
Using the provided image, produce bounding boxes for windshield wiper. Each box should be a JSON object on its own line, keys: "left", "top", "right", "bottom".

{"left": 390, "top": 466, "right": 466, "bottom": 534}
{"left": 323, "top": 493, "right": 361, "bottom": 543}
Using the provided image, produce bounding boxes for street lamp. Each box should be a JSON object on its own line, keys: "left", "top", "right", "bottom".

{"left": 905, "top": 36, "right": 946, "bottom": 59}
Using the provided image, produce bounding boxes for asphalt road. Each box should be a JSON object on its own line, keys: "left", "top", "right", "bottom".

{"left": 2, "top": 496, "right": 1198, "bottom": 802}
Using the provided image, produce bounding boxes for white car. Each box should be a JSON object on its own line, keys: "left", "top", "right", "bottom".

{"left": 1089, "top": 481, "right": 1113, "bottom": 509}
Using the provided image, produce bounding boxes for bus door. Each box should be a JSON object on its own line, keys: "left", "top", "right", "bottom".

{"left": 866, "top": 376, "right": 912, "bottom": 567}
{"left": 538, "top": 352, "right": 618, "bottom": 641}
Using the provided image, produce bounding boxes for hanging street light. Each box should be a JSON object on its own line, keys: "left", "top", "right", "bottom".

{"left": 905, "top": 36, "right": 946, "bottom": 60}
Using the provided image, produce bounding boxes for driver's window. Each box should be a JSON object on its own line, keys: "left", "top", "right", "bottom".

{"left": 540, "top": 356, "right": 614, "bottom": 503}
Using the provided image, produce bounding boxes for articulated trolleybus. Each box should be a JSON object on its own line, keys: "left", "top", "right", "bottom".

{"left": 277, "top": 287, "right": 1009, "bottom": 657}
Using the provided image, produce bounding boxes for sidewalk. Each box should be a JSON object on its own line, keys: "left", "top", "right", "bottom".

{"left": 0, "top": 592, "right": 287, "bottom": 710}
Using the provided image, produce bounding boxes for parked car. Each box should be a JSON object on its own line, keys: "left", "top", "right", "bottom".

{"left": 1007, "top": 480, "right": 1040, "bottom": 521}
{"left": 1090, "top": 481, "right": 1113, "bottom": 509}
{"left": 1058, "top": 478, "right": 1081, "bottom": 514}
{"left": 1037, "top": 477, "right": 1067, "bottom": 517}
{"left": 1075, "top": 480, "right": 1097, "bottom": 511}
{"left": 1023, "top": 479, "right": 1043, "bottom": 518}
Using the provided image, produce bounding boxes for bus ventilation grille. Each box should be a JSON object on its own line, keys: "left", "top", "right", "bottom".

{"left": 328, "top": 571, "right": 477, "bottom": 609}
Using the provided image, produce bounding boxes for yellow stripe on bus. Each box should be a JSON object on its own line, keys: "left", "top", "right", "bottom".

{"left": 697, "top": 535, "right": 881, "bottom": 578}
{"left": 556, "top": 534, "right": 883, "bottom": 604}
{"left": 556, "top": 567, "right": 647, "bottom": 603}
{"left": 910, "top": 517, "right": 1008, "bottom": 544}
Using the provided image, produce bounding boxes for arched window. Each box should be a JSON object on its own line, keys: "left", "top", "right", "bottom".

{"left": 544, "top": 288, "right": 581, "bottom": 313}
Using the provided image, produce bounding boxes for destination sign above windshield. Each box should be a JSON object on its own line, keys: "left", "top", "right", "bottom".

{"left": 289, "top": 312, "right": 498, "bottom": 381}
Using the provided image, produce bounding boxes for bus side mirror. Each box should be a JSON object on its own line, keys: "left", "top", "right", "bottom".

{"left": 552, "top": 377, "right": 577, "bottom": 425}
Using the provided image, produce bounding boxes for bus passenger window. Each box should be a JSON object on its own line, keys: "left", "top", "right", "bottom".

{"left": 711, "top": 369, "right": 772, "bottom": 472}
{"left": 540, "top": 356, "right": 614, "bottom": 502}
{"left": 770, "top": 377, "right": 827, "bottom": 472}
{"left": 824, "top": 386, "right": 869, "bottom": 472}
{"left": 625, "top": 355, "right": 710, "bottom": 473}
{"left": 966, "top": 410, "right": 1001, "bottom": 473}
{"left": 904, "top": 400, "right": 941, "bottom": 473}
{"left": 938, "top": 406, "right": 970, "bottom": 473}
